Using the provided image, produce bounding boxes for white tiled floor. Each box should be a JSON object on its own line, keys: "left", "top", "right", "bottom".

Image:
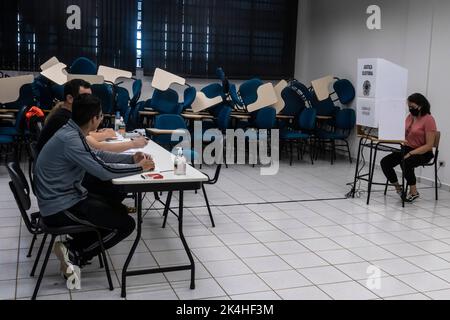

{"left": 2, "top": 158, "right": 450, "bottom": 300}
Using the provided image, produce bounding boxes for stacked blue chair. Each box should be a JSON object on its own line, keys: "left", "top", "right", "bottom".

{"left": 70, "top": 57, "right": 97, "bottom": 75}
{"left": 316, "top": 108, "right": 356, "bottom": 164}
{"left": 201, "top": 83, "right": 227, "bottom": 117}
{"left": 181, "top": 86, "right": 197, "bottom": 112}
{"left": 332, "top": 78, "right": 356, "bottom": 106}
{"left": 281, "top": 108, "right": 317, "bottom": 165}
{"left": 151, "top": 89, "right": 183, "bottom": 115}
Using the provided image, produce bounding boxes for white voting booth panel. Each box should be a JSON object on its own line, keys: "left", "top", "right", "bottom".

{"left": 356, "top": 58, "right": 408, "bottom": 140}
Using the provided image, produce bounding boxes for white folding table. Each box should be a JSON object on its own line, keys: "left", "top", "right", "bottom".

{"left": 112, "top": 139, "right": 207, "bottom": 298}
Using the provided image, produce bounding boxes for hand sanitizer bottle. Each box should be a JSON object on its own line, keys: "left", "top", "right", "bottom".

{"left": 174, "top": 147, "right": 187, "bottom": 175}
{"left": 114, "top": 112, "right": 121, "bottom": 132}
{"left": 118, "top": 117, "right": 126, "bottom": 136}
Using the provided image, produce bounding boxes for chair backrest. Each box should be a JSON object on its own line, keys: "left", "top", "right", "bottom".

{"left": 33, "top": 77, "right": 54, "bottom": 110}
{"left": 239, "top": 78, "right": 264, "bottom": 106}
{"left": 311, "top": 96, "right": 336, "bottom": 116}
{"left": 280, "top": 87, "right": 306, "bottom": 116}
{"left": 298, "top": 108, "right": 317, "bottom": 131}
{"left": 335, "top": 108, "right": 356, "bottom": 131}
{"left": 51, "top": 84, "right": 65, "bottom": 102}
{"left": 254, "top": 107, "right": 276, "bottom": 130}
{"left": 91, "top": 84, "right": 114, "bottom": 114}
{"left": 290, "top": 81, "right": 314, "bottom": 104}
{"left": 333, "top": 79, "right": 355, "bottom": 105}
{"left": 182, "top": 86, "right": 197, "bottom": 110}
{"left": 202, "top": 83, "right": 225, "bottom": 99}
{"left": 14, "top": 105, "right": 30, "bottom": 132}
{"left": 153, "top": 114, "right": 187, "bottom": 146}
{"left": 7, "top": 162, "right": 35, "bottom": 233}
{"left": 151, "top": 88, "right": 181, "bottom": 114}
{"left": 216, "top": 67, "right": 226, "bottom": 81}
{"left": 70, "top": 57, "right": 97, "bottom": 75}
{"left": 115, "top": 86, "right": 130, "bottom": 116}
{"left": 130, "top": 79, "right": 142, "bottom": 108}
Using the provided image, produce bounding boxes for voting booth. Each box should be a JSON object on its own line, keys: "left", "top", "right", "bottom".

{"left": 356, "top": 58, "right": 408, "bottom": 140}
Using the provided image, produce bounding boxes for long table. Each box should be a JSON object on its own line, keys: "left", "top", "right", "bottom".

{"left": 112, "top": 139, "right": 208, "bottom": 298}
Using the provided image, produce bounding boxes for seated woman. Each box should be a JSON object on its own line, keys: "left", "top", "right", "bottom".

{"left": 380, "top": 93, "right": 437, "bottom": 203}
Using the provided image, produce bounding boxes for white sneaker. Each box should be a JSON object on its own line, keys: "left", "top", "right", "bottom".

{"left": 53, "top": 241, "right": 81, "bottom": 290}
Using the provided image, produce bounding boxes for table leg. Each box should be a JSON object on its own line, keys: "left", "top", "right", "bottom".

{"left": 177, "top": 190, "right": 196, "bottom": 289}
{"left": 366, "top": 142, "right": 377, "bottom": 205}
{"left": 121, "top": 192, "right": 142, "bottom": 298}
{"left": 351, "top": 138, "right": 363, "bottom": 198}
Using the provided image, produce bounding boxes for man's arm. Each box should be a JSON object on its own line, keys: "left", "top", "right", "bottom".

{"left": 88, "top": 128, "right": 116, "bottom": 142}
{"left": 86, "top": 135, "right": 148, "bottom": 153}
{"left": 65, "top": 136, "right": 143, "bottom": 181}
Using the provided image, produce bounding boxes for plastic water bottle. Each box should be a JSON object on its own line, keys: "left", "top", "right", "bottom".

{"left": 114, "top": 112, "right": 121, "bottom": 132}
{"left": 174, "top": 147, "right": 187, "bottom": 175}
{"left": 118, "top": 117, "right": 126, "bottom": 136}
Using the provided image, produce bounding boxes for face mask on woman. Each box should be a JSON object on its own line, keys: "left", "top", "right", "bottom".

{"left": 409, "top": 107, "right": 421, "bottom": 117}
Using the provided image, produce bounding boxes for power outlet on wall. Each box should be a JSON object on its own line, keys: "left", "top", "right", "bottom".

{"left": 439, "top": 161, "right": 446, "bottom": 168}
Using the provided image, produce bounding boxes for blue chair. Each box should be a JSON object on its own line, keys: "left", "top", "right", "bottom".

{"left": 0, "top": 135, "right": 16, "bottom": 163}
{"left": 181, "top": 86, "right": 197, "bottom": 111}
{"left": 281, "top": 108, "right": 317, "bottom": 165}
{"left": 238, "top": 78, "right": 264, "bottom": 107}
{"left": 32, "top": 76, "right": 54, "bottom": 110}
{"left": 290, "top": 80, "right": 314, "bottom": 106}
{"left": 51, "top": 84, "right": 64, "bottom": 102}
{"left": 70, "top": 57, "right": 97, "bottom": 75}
{"left": 130, "top": 79, "right": 142, "bottom": 109}
{"left": 332, "top": 78, "right": 355, "bottom": 105}
{"left": 92, "top": 84, "right": 114, "bottom": 115}
{"left": 280, "top": 87, "right": 306, "bottom": 117}
{"left": 151, "top": 89, "right": 182, "bottom": 114}
{"left": 201, "top": 83, "right": 226, "bottom": 117}
{"left": 152, "top": 114, "right": 188, "bottom": 149}
{"left": 115, "top": 86, "right": 130, "bottom": 116}
{"left": 316, "top": 108, "right": 356, "bottom": 164}
{"left": 0, "top": 105, "right": 29, "bottom": 137}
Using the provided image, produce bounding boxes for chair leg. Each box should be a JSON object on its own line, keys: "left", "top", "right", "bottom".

{"left": 32, "top": 235, "right": 55, "bottom": 300}
{"left": 96, "top": 231, "right": 113, "bottom": 291}
{"left": 309, "top": 140, "right": 314, "bottom": 165}
{"left": 27, "top": 234, "right": 37, "bottom": 258}
{"left": 162, "top": 191, "right": 173, "bottom": 228}
{"left": 289, "top": 141, "right": 293, "bottom": 166}
{"left": 154, "top": 192, "right": 160, "bottom": 201}
{"left": 31, "top": 233, "right": 48, "bottom": 277}
{"left": 384, "top": 180, "right": 389, "bottom": 196}
{"left": 435, "top": 162, "right": 439, "bottom": 201}
{"left": 98, "top": 254, "right": 104, "bottom": 268}
{"left": 202, "top": 184, "right": 215, "bottom": 228}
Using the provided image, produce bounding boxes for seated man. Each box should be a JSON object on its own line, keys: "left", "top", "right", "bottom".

{"left": 34, "top": 94, "right": 155, "bottom": 285}
{"left": 37, "top": 79, "right": 147, "bottom": 153}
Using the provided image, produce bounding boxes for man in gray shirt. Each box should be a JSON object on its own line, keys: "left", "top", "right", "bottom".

{"left": 35, "top": 94, "right": 154, "bottom": 283}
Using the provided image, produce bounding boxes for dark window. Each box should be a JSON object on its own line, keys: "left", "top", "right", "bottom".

{"left": 8, "top": 0, "right": 136, "bottom": 72}
{"left": 0, "top": 1, "right": 18, "bottom": 71}
{"left": 142, "top": 0, "right": 298, "bottom": 79}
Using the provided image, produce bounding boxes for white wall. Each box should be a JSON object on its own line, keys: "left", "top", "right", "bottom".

{"left": 296, "top": 0, "right": 450, "bottom": 188}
